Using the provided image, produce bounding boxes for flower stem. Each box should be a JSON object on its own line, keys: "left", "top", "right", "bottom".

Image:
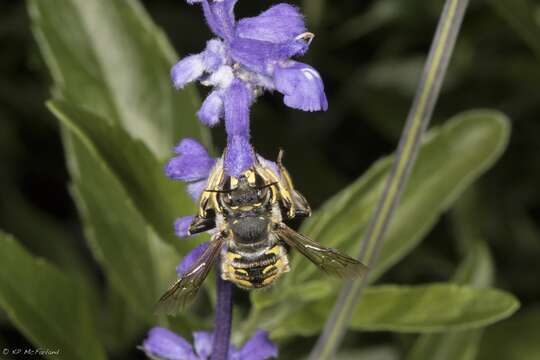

{"left": 308, "top": 0, "right": 470, "bottom": 358}
{"left": 212, "top": 272, "right": 233, "bottom": 360}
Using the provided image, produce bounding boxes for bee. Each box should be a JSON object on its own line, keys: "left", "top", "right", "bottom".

{"left": 156, "top": 151, "right": 367, "bottom": 315}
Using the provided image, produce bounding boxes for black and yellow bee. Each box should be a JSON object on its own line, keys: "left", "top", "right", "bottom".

{"left": 156, "top": 151, "right": 367, "bottom": 315}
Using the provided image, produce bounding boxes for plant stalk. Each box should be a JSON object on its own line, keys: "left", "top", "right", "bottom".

{"left": 212, "top": 273, "right": 233, "bottom": 360}
{"left": 308, "top": 0, "right": 470, "bottom": 358}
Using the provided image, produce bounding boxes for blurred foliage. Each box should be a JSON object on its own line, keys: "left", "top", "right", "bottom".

{"left": 0, "top": 0, "right": 539, "bottom": 359}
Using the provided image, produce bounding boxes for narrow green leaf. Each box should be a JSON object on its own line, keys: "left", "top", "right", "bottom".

{"left": 0, "top": 231, "right": 106, "bottom": 360}
{"left": 270, "top": 284, "right": 519, "bottom": 338}
{"left": 311, "top": 1, "right": 471, "bottom": 355}
{"left": 252, "top": 110, "right": 510, "bottom": 311}
{"left": 60, "top": 117, "right": 180, "bottom": 319}
{"left": 48, "top": 100, "right": 195, "bottom": 246}
{"left": 28, "top": 0, "right": 209, "bottom": 158}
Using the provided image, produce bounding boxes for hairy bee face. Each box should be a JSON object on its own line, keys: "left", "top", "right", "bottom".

{"left": 219, "top": 171, "right": 272, "bottom": 213}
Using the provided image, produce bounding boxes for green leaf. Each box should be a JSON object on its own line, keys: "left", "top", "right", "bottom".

{"left": 101, "top": 286, "right": 148, "bottom": 354}
{"left": 252, "top": 110, "right": 510, "bottom": 310}
{"left": 28, "top": 0, "right": 209, "bottom": 158}
{"left": 48, "top": 100, "right": 195, "bottom": 246}
{"left": 270, "top": 284, "right": 519, "bottom": 338}
{"left": 478, "top": 307, "right": 540, "bottom": 360}
{"left": 60, "top": 113, "right": 180, "bottom": 319}
{"left": 406, "top": 241, "right": 495, "bottom": 360}
{"left": 0, "top": 182, "right": 96, "bottom": 286}
{"left": 0, "top": 231, "right": 106, "bottom": 360}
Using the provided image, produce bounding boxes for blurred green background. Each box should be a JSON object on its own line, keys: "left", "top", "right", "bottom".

{"left": 0, "top": 0, "right": 539, "bottom": 359}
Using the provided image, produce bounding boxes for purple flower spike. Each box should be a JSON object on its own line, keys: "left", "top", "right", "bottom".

{"left": 175, "top": 216, "right": 195, "bottom": 238}
{"left": 274, "top": 61, "right": 328, "bottom": 112}
{"left": 142, "top": 327, "right": 197, "bottom": 360}
{"left": 176, "top": 242, "right": 210, "bottom": 276}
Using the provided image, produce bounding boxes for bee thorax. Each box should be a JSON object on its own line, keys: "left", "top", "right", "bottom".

{"left": 228, "top": 216, "right": 270, "bottom": 244}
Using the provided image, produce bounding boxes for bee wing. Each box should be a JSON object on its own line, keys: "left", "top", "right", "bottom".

{"left": 277, "top": 224, "right": 368, "bottom": 278}
{"left": 155, "top": 233, "right": 226, "bottom": 315}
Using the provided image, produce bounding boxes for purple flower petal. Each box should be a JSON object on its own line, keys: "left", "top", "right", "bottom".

{"left": 174, "top": 138, "right": 209, "bottom": 157}
{"left": 202, "top": 39, "right": 227, "bottom": 72}
{"left": 225, "top": 135, "right": 255, "bottom": 177}
{"left": 222, "top": 80, "right": 257, "bottom": 175}
{"left": 228, "top": 38, "right": 273, "bottom": 75}
{"left": 198, "top": 91, "right": 224, "bottom": 127}
{"left": 187, "top": 179, "right": 210, "bottom": 201}
{"left": 171, "top": 54, "right": 206, "bottom": 89}
{"left": 166, "top": 139, "right": 216, "bottom": 182}
{"left": 142, "top": 327, "right": 197, "bottom": 360}
{"left": 176, "top": 242, "right": 210, "bottom": 277}
{"left": 274, "top": 61, "right": 328, "bottom": 112}
{"left": 236, "top": 4, "right": 306, "bottom": 44}
{"left": 230, "top": 37, "right": 310, "bottom": 76}
{"left": 193, "top": 331, "right": 213, "bottom": 359}
{"left": 233, "top": 330, "right": 278, "bottom": 360}
{"left": 224, "top": 80, "right": 251, "bottom": 137}
{"left": 175, "top": 216, "right": 195, "bottom": 238}
{"left": 199, "top": 0, "right": 237, "bottom": 41}
{"left": 257, "top": 155, "right": 281, "bottom": 179}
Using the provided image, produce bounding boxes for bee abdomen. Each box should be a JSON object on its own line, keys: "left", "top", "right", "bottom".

{"left": 221, "top": 245, "right": 290, "bottom": 289}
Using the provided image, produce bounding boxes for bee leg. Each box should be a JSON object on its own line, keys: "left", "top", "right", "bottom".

{"left": 292, "top": 190, "right": 311, "bottom": 218}
{"left": 188, "top": 215, "right": 216, "bottom": 235}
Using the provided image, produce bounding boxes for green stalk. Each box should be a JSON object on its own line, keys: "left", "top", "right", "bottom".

{"left": 308, "top": 0, "right": 470, "bottom": 358}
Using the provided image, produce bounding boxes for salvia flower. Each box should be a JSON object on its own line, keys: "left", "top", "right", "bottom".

{"left": 142, "top": 326, "right": 278, "bottom": 360}
{"left": 171, "top": 0, "right": 328, "bottom": 176}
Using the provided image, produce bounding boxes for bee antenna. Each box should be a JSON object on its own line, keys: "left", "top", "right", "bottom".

{"left": 259, "top": 182, "right": 278, "bottom": 190}
{"left": 204, "top": 189, "right": 232, "bottom": 194}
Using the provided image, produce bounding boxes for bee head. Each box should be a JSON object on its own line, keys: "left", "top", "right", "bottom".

{"left": 211, "top": 170, "right": 275, "bottom": 211}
